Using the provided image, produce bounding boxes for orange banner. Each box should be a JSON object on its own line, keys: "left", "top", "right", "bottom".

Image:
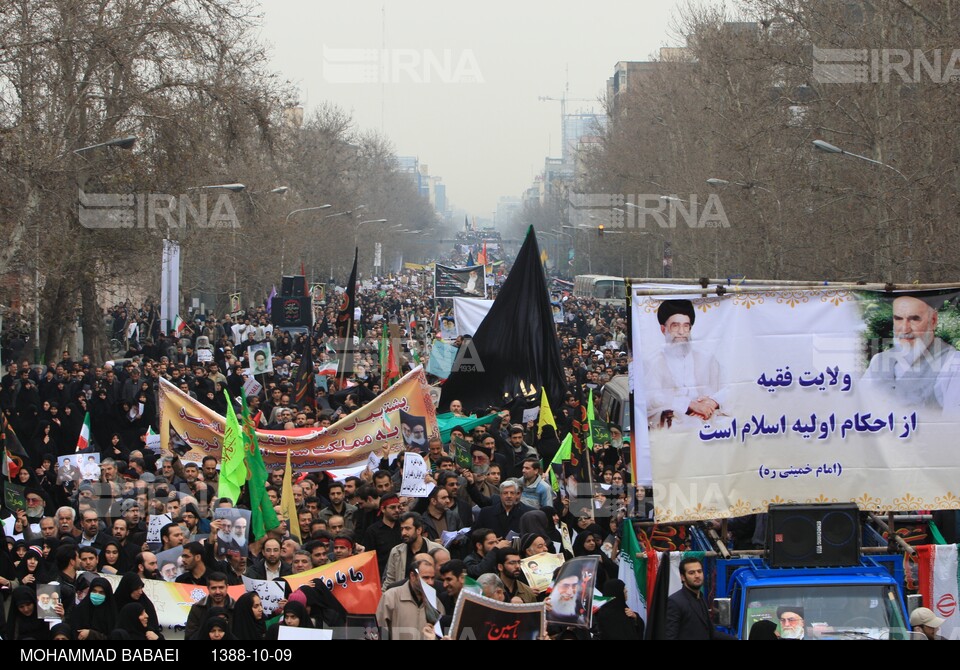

{"left": 158, "top": 366, "right": 438, "bottom": 471}
{"left": 283, "top": 551, "right": 381, "bottom": 614}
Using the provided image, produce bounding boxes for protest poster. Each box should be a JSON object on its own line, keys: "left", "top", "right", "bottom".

{"left": 450, "top": 590, "right": 545, "bottom": 640}
{"left": 159, "top": 365, "right": 437, "bottom": 471}
{"left": 435, "top": 264, "right": 487, "bottom": 299}
{"left": 146, "top": 513, "right": 173, "bottom": 548}
{"left": 452, "top": 436, "right": 473, "bottom": 471}
{"left": 520, "top": 552, "right": 565, "bottom": 594}
{"left": 545, "top": 556, "right": 599, "bottom": 629}
{"left": 630, "top": 286, "right": 960, "bottom": 521}
{"left": 241, "top": 576, "right": 285, "bottom": 616}
{"left": 284, "top": 551, "right": 381, "bottom": 614}
{"left": 214, "top": 508, "right": 251, "bottom": 558}
{"left": 4, "top": 482, "right": 26, "bottom": 512}
{"left": 156, "top": 545, "right": 184, "bottom": 582}
{"left": 399, "top": 452, "right": 433, "bottom": 498}
{"left": 101, "top": 573, "right": 246, "bottom": 640}
{"left": 36, "top": 583, "right": 61, "bottom": 622}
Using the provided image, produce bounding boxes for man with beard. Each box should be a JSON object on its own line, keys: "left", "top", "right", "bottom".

{"left": 863, "top": 295, "right": 958, "bottom": 411}
{"left": 664, "top": 557, "right": 733, "bottom": 640}
{"left": 547, "top": 573, "right": 584, "bottom": 623}
{"left": 135, "top": 551, "right": 162, "bottom": 580}
{"left": 644, "top": 300, "right": 728, "bottom": 430}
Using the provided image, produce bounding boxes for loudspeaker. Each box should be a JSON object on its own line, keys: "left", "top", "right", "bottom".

{"left": 767, "top": 503, "right": 860, "bottom": 567}
{"left": 271, "top": 296, "right": 312, "bottom": 327}
{"left": 281, "top": 275, "right": 306, "bottom": 297}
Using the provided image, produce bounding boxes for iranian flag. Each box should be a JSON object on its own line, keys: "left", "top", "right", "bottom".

{"left": 318, "top": 361, "right": 339, "bottom": 377}
{"left": 917, "top": 543, "right": 960, "bottom": 639}
{"left": 174, "top": 315, "right": 186, "bottom": 336}
{"left": 618, "top": 518, "right": 651, "bottom": 626}
{"left": 75, "top": 412, "right": 92, "bottom": 452}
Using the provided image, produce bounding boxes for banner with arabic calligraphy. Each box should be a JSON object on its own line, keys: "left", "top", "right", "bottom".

{"left": 159, "top": 366, "right": 438, "bottom": 471}
{"left": 100, "top": 573, "right": 245, "bottom": 640}
{"left": 630, "top": 285, "right": 960, "bottom": 522}
{"left": 450, "top": 590, "right": 546, "bottom": 640}
{"left": 283, "top": 551, "right": 381, "bottom": 614}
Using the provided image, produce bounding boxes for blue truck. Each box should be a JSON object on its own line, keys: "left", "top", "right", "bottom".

{"left": 712, "top": 555, "right": 917, "bottom": 639}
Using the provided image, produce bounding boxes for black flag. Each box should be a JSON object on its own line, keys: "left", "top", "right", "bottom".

{"left": 440, "top": 226, "right": 567, "bottom": 416}
{"left": 294, "top": 346, "right": 316, "bottom": 409}
{"left": 644, "top": 550, "right": 674, "bottom": 640}
{"left": 336, "top": 248, "right": 358, "bottom": 385}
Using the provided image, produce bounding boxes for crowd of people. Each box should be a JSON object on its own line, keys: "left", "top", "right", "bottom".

{"left": 0, "top": 257, "right": 705, "bottom": 642}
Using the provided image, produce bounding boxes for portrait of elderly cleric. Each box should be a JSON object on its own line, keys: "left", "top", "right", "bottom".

{"left": 644, "top": 299, "right": 729, "bottom": 430}
{"left": 860, "top": 293, "right": 960, "bottom": 411}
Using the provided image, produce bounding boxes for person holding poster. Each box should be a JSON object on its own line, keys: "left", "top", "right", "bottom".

{"left": 644, "top": 300, "right": 728, "bottom": 430}
{"left": 862, "top": 294, "right": 959, "bottom": 410}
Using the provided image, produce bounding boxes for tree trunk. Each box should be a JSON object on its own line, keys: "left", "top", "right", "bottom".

{"left": 80, "top": 273, "right": 109, "bottom": 364}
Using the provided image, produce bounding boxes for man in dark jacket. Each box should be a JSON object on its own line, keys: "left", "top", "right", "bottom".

{"left": 474, "top": 480, "right": 533, "bottom": 539}
{"left": 665, "top": 557, "right": 733, "bottom": 640}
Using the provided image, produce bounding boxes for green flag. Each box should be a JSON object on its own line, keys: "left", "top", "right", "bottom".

{"left": 219, "top": 392, "right": 245, "bottom": 506}
{"left": 452, "top": 436, "right": 473, "bottom": 471}
{"left": 3, "top": 481, "right": 26, "bottom": 512}
{"left": 618, "top": 519, "right": 649, "bottom": 627}
{"left": 240, "top": 390, "right": 279, "bottom": 539}
{"left": 549, "top": 433, "right": 573, "bottom": 493}
{"left": 587, "top": 389, "right": 611, "bottom": 449}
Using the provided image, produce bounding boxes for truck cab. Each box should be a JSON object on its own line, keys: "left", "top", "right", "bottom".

{"left": 715, "top": 556, "right": 914, "bottom": 639}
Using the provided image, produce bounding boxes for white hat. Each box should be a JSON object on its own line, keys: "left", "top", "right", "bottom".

{"left": 910, "top": 607, "right": 944, "bottom": 628}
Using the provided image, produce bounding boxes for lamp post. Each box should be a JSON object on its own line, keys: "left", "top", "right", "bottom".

{"left": 623, "top": 201, "right": 673, "bottom": 278}
{"left": 812, "top": 140, "right": 908, "bottom": 181}
{"left": 73, "top": 136, "right": 138, "bottom": 154}
{"left": 282, "top": 204, "right": 332, "bottom": 274}
{"left": 813, "top": 139, "right": 910, "bottom": 279}
{"left": 354, "top": 218, "right": 388, "bottom": 246}
{"left": 707, "top": 177, "right": 784, "bottom": 278}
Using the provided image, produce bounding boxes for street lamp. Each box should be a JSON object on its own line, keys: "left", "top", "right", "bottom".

{"left": 187, "top": 183, "right": 246, "bottom": 192}
{"left": 812, "top": 139, "right": 908, "bottom": 181}
{"left": 73, "top": 135, "right": 138, "bottom": 154}
{"left": 355, "top": 218, "right": 388, "bottom": 245}
{"left": 707, "top": 177, "right": 784, "bottom": 278}
{"left": 281, "top": 205, "right": 332, "bottom": 274}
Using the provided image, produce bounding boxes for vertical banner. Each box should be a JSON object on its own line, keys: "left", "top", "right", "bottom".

{"left": 630, "top": 285, "right": 960, "bottom": 522}
{"left": 160, "top": 239, "right": 180, "bottom": 334}
{"left": 374, "top": 242, "right": 382, "bottom": 270}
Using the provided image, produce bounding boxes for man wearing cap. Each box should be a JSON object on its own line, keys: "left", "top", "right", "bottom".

{"left": 863, "top": 295, "right": 960, "bottom": 411}
{"left": 644, "top": 299, "right": 728, "bottom": 430}
{"left": 910, "top": 607, "right": 945, "bottom": 640}
{"left": 362, "top": 492, "right": 404, "bottom": 578}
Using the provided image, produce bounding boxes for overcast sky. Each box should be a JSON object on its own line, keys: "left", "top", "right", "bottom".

{"left": 260, "top": 1, "right": 710, "bottom": 219}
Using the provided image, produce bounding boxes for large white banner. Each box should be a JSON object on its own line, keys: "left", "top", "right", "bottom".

{"left": 631, "top": 285, "right": 960, "bottom": 522}
{"left": 452, "top": 297, "right": 493, "bottom": 337}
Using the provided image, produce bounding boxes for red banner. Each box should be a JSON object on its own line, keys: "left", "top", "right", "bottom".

{"left": 283, "top": 551, "right": 381, "bottom": 614}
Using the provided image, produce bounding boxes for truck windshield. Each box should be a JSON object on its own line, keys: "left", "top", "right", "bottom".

{"left": 742, "top": 583, "right": 907, "bottom": 640}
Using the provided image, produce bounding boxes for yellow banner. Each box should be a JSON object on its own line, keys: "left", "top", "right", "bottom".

{"left": 159, "top": 366, "right": 438, "bottom": 471}
{"left": 100, "top": 573, "right": 246, "bottom": 640}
